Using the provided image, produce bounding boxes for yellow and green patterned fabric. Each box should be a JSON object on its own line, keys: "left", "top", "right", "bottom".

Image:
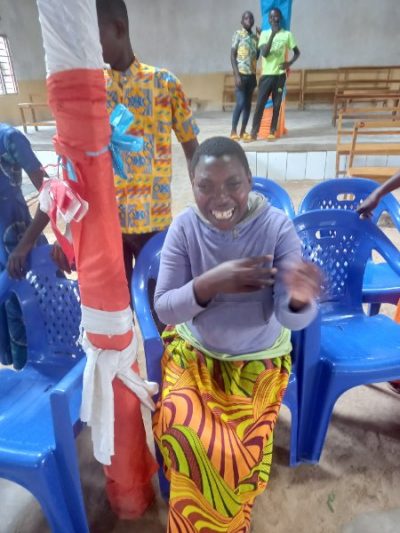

{"left": 153, "top": 326, "right": 291, "bottom": 532}
{"left": 232, "top": 29, "right": 259, "bottom": 75}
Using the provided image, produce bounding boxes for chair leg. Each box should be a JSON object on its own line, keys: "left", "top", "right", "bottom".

{"left": 367, "top": 303, "right": 381, "bottom": 316}
{"left": 0, "top": 455, "right": 78, "bottom": 533}
{"left": 155, "top": 444, "right": 170, "bottom": 501}
{"left": 282, "top": 382, "right": 299, "bottom": 467}
{"left": 31, "top": 453, "right": 86, "bottom": 533}
{"left": 298, "top": 378, "right": 345, "bottom": 464}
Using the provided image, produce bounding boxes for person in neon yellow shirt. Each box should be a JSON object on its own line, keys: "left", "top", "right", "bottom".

{"left": 246, "top": 7, "right": 300, "bottom": 142}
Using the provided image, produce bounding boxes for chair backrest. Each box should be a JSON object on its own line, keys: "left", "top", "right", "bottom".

{"left": 0, "top": 246, "right": 83, "bottom": 371}
{"left": 252, "top": 177, "right": 296, "bottom": 218}
{"left": 132, "top": 231, "right": 168, "bottom": 387}
{"left": 298, "top": 178, "right": 400, "bottom": 228}
{"left": 294, "top": 210, "right": 400, "bottom": 316}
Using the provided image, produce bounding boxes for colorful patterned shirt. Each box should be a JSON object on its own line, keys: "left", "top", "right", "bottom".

{"left": 105, "top": 59, "right": 199, "bottom": 234}
{"left": 231, "top": 29, "right": 259, "bottom": 75}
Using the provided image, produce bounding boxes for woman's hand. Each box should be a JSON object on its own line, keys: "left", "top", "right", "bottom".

{"left": 194, "top": 255, "right": 276, "bottom": 305}
{"left": 284, "top": 261, "right": 322, "bottom": 311}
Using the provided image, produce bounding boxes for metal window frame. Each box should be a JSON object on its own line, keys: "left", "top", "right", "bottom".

{"left": 0, "top": 35, "right": 18, "bottom": 95}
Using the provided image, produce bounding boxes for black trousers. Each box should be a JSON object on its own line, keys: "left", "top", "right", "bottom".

{"left": 231, "top": 74, "right": 257, "bottom": 132}
{"left": 251, "top": 74, "right": 286, "bottom": 137}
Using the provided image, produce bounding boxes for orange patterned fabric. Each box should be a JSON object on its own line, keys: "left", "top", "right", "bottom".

{"left": 153, "top": 327, "right": 291, "bottom": 532}
{"left": 105, "top": 59, "right": 199, "bottom": 234}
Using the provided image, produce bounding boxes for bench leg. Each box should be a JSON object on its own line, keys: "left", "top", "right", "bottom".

{"left": 31, "top": 107, "right": 39, "bottom": 131}
{"left": 19, "top": 108, "right": 27, "bottom": 134}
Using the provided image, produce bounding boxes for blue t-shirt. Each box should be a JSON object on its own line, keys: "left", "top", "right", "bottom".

{"left": 0, "top": 124, "right": 43, "bottom": 266}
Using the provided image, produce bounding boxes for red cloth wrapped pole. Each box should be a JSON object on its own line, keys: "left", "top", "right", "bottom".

{"left": 36, "top": 1, "right": 158, "bottom": 518}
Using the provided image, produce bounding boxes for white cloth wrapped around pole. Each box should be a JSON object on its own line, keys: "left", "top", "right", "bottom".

{"left": 37, "top": 0, "right": 104, "bottom": 75}
{"left": 80, "top": 332, "right": 158, "bottom": 465}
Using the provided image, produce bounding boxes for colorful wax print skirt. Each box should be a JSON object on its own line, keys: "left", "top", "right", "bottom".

{"left": 153, "top": 326, "right": 291, "bottom": 532}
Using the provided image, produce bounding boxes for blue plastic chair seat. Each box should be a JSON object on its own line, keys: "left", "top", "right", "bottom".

{"left": 0, "top": 369, "right": 81, "bottom": 458}
{"left": 322, "top": 314, "right": 400, "bottom": 371}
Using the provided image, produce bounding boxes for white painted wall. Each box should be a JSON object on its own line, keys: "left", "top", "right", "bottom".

{"left": 126, "top": 0, "right": 400, "bottom": 73}
{"left": 291, "top": 0, "right": 400, "bottom": 69}
{"left": 0, "top": 0, "right": 399, "bottom": 80}
{"left": 0, "top": 0, "right": 45, "bottom": 80}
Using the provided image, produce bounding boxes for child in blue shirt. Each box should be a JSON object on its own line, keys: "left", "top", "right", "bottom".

{"left": 0, "top": 123, "right": 47, "bottom": 368}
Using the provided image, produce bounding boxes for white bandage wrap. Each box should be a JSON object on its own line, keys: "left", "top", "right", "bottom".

{"left": 80, "top": 305, "right": 134, "bottom": 337}
{"left": 36, "top": 0, "right": 104, "bottom": 76}
{"left": 80, "top": 332, "right": 158, "bottom": 465}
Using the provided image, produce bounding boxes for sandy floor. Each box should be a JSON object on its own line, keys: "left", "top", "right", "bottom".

{"left": 1, "top": 110, "right": 400, "bottom": 533}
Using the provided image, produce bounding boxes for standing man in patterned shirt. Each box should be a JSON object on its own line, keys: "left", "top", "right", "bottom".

{"left": 96, "top": 0, "right": 199, "bottom": 286}
{"left": 230, "top": 11, "right": 260, "bottom": 141}
{"left": 95, "top": 0, "right": 199, "bottom": 519}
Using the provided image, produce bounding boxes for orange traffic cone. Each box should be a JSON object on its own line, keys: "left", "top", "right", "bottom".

{"left": 258, "top": 99, "right": 287, "bottom": 140}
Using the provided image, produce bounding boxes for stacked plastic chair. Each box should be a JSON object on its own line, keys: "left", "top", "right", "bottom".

{"left": 252, "top": 177, "right": 295, "bottom": 218}
{"left": 0, "top": 246, "right": 88, "bottom": 533}
{"left": 298, "top": 178, "right": 400, "bottom": 314}
{"left": 294, "top": 210, "right": 400, "bottom": 463}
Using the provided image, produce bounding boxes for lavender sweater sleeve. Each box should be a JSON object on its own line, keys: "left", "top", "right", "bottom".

{"left": 154, "top": 216, "right": 204, "bottom": 325}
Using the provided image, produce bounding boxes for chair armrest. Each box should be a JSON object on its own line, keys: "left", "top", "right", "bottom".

{"left": 51, "top": 357, "right": 86, "bottom": 400}
{"left": 367, "top": 218, "right": 400, "bottom": 276}
{"left": 381, "top": 193, "right": 400, "bottom": 232}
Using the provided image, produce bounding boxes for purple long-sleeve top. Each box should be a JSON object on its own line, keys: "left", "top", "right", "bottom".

{"left": 154, "top": 194, "right": 317, "bottom": 355}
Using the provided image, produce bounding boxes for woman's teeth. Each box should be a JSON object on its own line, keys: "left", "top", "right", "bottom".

{"left": 212, "top": 208, "right": 234, "bottom": 220}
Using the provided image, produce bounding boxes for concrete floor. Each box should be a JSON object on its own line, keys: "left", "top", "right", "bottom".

{"left": 1, "top": 109, "right": 400, "bottom": 533}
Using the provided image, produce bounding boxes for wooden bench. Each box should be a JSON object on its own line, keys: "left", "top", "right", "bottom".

{"left": 336, "top": 106, "right": 400, "bottom": 176}
{"left": 332, "top": 66, "right": 400, "bottom": 125}
{"left": 347, "top": 119, "right": 400, "bottom": 182}
{"left": 222, "top": 73, "right": 236, "bottom": 111}
{"left": 285, "top": 69, "right": 303, "bottom": 107}
{"left": 18, "top": 101, "right": 54, "bottom": 133}
{"left": 299, "top": 68, "right": 338, "bottom": 110}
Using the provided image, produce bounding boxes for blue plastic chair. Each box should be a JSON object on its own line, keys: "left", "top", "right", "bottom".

{"left": 252, "top": 177, "right": 296, "bottom": 218}
{"left": 294, "top": 210, "right": 400, "bottom": 463}
{"left": 298, "top": 178, "right": 400, "bottom": 314}
{"left": 0, "top": 246, "right": 88, "bottom": 533}
{"left": 132, "top": 231, "right": 320, "bottom": 499}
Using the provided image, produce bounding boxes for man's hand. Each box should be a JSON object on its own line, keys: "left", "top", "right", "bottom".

{"left": 357, "top": 191, "right": 380, "bottom": 219}
{"left": 234, "top": 74, "right": 242, "bottom": 89}
{"left": 284, "top": 261, "right": 322, "bottom": 311}
{"left": 51, "top": 243, "right": 72, "bottom": 274}
{"left": 256, "top": 26, "right": 262, "bottom": 36}
{"left": 279, "top": 61, "right": 291, "bottom": 71}
{"left": 194, "top": 256, "right": 276, "bottom": 305}
{"left": 7, "top": 243, "right": 30, "bottom": 279}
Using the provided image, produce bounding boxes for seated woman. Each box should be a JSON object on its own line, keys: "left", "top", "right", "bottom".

{"left": 153, "top": 136, "right": 321, "bottom": 532}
